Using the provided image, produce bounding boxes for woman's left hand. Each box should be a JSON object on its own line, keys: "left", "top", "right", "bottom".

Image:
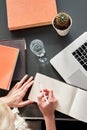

{"left": 0, "top": 74, "right": 34, "bottom": 108}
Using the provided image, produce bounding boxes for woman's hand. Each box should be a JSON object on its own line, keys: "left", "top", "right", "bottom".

{"left": 37, "top": 89, "right": 58, "bottom": 118}
{"left": 0, "top": 74, "right": 34, "bottom": 108}
{"left": 37, "top": 89, "right": 58, "bottom": 130}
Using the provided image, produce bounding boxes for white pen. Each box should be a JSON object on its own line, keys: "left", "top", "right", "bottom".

{"left": 39, "top": 82, "right": 49, "bottom": 105}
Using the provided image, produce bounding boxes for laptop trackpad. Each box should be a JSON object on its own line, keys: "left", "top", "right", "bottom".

{"left": 68, "top": 69, "right": 87, "bottom": 90}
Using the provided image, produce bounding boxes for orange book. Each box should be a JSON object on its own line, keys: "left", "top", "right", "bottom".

{"left": 6, "top": 0, "right": 58, "bottom": 30}
{"left": 0, "top": 45, "right": 19, "bottom": 90}
{"left": 0, "top": 39, "right": 26, "bottom": 81}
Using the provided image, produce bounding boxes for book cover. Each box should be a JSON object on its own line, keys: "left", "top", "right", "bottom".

{"left": 0, "top": 45, "right": 19, "bottom": 90}
{"left": 6, "top": 0, "right": 58, "bottom": 30}
{"left": 0, "top": 39, "right": 26, "bottom": 81}
{"left": 28, "top": 73, "right": 87, "bottom": 123}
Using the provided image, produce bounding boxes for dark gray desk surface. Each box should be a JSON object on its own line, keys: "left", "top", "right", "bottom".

{"left": 0, "top": 0, "right": 87, "bottom": 123}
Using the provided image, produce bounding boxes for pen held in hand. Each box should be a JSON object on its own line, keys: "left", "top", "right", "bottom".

{"left": 39, "top": 83, "right": 49, "bottom": 105}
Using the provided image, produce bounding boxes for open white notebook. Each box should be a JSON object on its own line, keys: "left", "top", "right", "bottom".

{"left": 28, "top": 73, "right": 87, "bottom": 123}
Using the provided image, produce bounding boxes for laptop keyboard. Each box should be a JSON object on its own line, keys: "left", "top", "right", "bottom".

{"left": 72, "top": 42, "right": 87, "bottom": 71}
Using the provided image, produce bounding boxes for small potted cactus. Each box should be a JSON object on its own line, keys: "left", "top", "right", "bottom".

{"left": 52, "top": 12, "right": 72, "bottom": 36}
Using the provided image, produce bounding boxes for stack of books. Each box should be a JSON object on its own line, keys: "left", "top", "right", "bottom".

{"left": 0, "top": 39, "right": 26, "bottom": 90}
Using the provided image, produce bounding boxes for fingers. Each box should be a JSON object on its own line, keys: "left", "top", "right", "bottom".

{"left": 8, "top": 75, "right": 34, "bottom": 98}
{"left": 48, "top": 90, "right": 54, "bottom": 100}
{"left": 48, "top": 90, "right": 58, "bottom": 108}
{"left": 37, "top": 91, "right": 44, "bottom": 105}
{"left": 17, "top": 74, "right": 29, "bottom": 88}
{"left": 39, "top": 89, "right": 57, "bottom": 104}
{"left": 21, "top": 76, "right": 33, "bottom": 89}
{"left": 37, "top": 93, "right": 43, "bottom": 102}
{"left": 20, "top": 77, "right": 34, "bottom": 95}
{"left": 28, "top": 76, "right": 34, "bottom": 82}
{"left": 15, "top": 75, "right": 34, "bottom": 90}
{"left": 13, "top": 74, "right": 29, "bottom": 90}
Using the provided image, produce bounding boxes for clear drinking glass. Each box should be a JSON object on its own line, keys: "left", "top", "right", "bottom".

{"left": 30, "top": 39, "right": 48, "bottom": 63}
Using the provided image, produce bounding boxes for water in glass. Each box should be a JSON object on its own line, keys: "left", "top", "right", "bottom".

{"left": 30, "top": 39, "right": 47, "bottom": 63}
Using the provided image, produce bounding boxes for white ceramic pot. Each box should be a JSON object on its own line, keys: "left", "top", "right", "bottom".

{"left": 52, "top": 13, "right": 72, "bottom": 36}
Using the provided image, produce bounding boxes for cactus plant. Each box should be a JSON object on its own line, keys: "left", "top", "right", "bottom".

{"left": 54, "top": 12, "right": 71, "bottom": 30}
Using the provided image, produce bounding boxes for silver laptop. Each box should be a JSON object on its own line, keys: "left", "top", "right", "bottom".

{"left": 50, "top": 32, "right": 87, "bottom": 90}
